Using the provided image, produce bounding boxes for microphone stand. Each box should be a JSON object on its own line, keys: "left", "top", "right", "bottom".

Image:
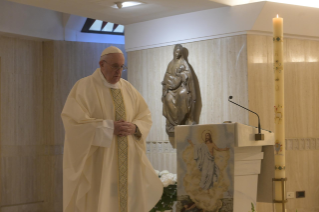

{"left": 228, "top": 96, "right": 264, "bottom": 141}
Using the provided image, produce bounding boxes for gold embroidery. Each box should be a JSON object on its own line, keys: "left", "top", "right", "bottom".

{"left": 110, "top": 88, "right": 128, "bottom": 212}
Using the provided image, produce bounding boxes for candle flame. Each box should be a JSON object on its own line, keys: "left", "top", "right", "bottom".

{"left": 277, "top": 14, "right": 279, "bottom": 18}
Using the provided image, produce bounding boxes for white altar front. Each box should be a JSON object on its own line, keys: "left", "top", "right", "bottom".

{"left": 233, "top": 123, "right": 275, "bottom": 211}
{"left": 174, "top": 123, "right": 275, "bottom": 212}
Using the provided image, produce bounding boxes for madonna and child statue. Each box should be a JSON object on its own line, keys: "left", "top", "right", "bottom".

{"left": 161, "top": 44, "right": 198, "bottom": 147}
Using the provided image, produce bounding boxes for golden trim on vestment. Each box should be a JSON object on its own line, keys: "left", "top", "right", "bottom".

{"left": 110, "top": 88, "right": 128, "bottom": 212}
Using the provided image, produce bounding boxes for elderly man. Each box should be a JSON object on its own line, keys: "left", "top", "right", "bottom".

{"left": 61, "top": 46, "right": 163, "bottom": 212}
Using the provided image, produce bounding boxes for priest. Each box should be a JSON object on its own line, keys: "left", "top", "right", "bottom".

{"left": 61, "top": 46, "right": 163, "bottom": 212}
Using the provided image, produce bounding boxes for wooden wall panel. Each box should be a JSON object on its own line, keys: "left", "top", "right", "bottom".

{"left": 247, "top": 35, "right": 274, "bottom": 133}
{"left": 43, "top": 41, "right": 54, "bottom": 147}
{"left": 0, "top": 36, "right": 44, "bottom": 211}
{"left": 0, "top": 57, "right": 1, "bottom": 212}
{"left": 247, "top": 34, "right": 319, "bottom": 212}
{"left": 128, "top": 35, "right": 249, "bottom": 142}
{"left": 247, "top": 34, "right": 319, "bottom": 138}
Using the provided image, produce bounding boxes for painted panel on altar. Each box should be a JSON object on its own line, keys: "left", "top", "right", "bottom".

{"left": 175, "top": 124, "right": 235, "bottom": 212}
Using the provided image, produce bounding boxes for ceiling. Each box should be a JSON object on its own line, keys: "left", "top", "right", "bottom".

{"left": 6, "top": 0, "right": 232, "bottom": 25}
{"left": 8, "top": 0, "right": 317, "bottom": 25}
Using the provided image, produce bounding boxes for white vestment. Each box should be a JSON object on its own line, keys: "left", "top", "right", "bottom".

{"left": 62, "top": 68, "right": 163, "bottom": 212}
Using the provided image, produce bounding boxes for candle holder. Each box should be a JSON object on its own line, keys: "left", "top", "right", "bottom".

{"left": 272, "top": 178, "right": 288, "bottom": 211}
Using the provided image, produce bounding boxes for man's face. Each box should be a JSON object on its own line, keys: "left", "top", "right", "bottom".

{"left": 205, "top": 133, "right": 212, "bottom": 143}
{"left": 100, "top": 53, "right": 125, "bottom": 84}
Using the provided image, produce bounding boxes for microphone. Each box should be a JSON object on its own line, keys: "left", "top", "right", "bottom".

{"left": 228, "top": 96, "right": 264, "bottom": 141}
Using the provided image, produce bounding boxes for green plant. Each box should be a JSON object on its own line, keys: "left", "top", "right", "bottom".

{"left": 150, "top": 184, "right": 177, "bottom": 212}
{"left": 251, "top": 202, "right": 255, "bottom": 212}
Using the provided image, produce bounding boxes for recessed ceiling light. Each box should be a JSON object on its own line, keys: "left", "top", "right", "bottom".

{"left": 111, "top": 1, "right": 143, "bottom": 9}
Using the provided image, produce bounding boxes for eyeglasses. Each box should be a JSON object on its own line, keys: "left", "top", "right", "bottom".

{"left": 102, "top": 60, "right": 128, "bottom": 71}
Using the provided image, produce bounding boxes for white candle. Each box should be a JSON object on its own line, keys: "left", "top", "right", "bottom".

{"left": 273, "top": 14, "right": 286, "bottom": 212}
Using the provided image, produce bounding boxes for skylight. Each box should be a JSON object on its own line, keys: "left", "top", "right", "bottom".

{"left": 81, "top": 18, "right": 125, "bottom": 35}
{"left": 90, "top": 20, "right": 103, "bottom": 31}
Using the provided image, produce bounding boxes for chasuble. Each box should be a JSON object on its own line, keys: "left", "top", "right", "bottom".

{"left": 62, "top": 68, "right": 163, "bottom": 212}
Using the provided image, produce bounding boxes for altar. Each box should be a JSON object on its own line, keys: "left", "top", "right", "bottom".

{"left": 175, "top": 123, "right": 275, "bottom": 212}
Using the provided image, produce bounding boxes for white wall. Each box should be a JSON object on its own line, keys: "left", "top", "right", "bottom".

{"left": 251, "top": 2, "right": 319, "bottom": 38}
{"left": 0, "top": 0, "right": 64, "bottom": 40}
{"left": 0, "top": 0, "right": 124, "bottom": 44}
{"left": 125, "top": 2, "right": 265, "bottom": 51}
{"left": 125, "top": 1, "right": 319, "bottom": 52}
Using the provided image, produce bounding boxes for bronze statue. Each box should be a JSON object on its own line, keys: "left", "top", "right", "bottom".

{"left": 161, "top": 44, "right": 197, "bottom": 147}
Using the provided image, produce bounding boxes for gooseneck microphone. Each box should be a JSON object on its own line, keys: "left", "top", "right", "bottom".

{"left": 228, "top": 96, "right": 264, "bottom": 141}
